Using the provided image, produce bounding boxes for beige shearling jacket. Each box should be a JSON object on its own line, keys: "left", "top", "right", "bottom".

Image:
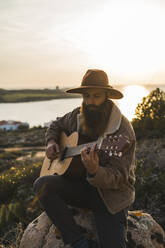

{"left": 45, "top": 101, "right": 136, "bottom": 214}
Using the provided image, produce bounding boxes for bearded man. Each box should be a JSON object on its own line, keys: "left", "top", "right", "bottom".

{"left": 33, "top": 69, "right": 136, "bottom": 248}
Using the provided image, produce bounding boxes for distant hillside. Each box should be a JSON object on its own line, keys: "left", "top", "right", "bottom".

{"left": 0, "top": 88, "right": 80, "bottom": 103}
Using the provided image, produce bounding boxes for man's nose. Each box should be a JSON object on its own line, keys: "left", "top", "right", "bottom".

{"left": 87, "top": 97, "right": 95, "bottom": 105}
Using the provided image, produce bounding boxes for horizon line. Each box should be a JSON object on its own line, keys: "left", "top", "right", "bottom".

{"left": 0, "top": 83, "right": 165, "bottom": 91}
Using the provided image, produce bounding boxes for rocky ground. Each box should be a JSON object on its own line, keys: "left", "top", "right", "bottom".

{"left": 0, "top": 128, "right": 46, "bottom": 147}
{"left": 136, "top": 138, "right": 165, "bottom": 169}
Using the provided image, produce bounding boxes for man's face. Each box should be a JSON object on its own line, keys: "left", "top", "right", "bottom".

{"left": 82, "top": 89, "right": 107, "bottom": 109}
{"left": 81, "top": 88, "right": 110, "bottom": 136}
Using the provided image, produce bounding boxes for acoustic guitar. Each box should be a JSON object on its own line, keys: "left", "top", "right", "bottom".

{"left": 40, "top": 131, "right": 130, "bottom": 177}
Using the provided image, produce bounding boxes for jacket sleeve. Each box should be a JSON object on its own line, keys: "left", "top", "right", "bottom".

{"left": 45, "top": 108, "right": 79, "bottom": 145}
{"left": 87, "top": 119, "right": 136, "bottom": 190}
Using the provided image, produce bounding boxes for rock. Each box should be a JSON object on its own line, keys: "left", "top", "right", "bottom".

{"left": 127, "top": 211, "right": 165, "bottom": 248}
{"left": 19, "top": 209, "right": 165, "bottom": 248}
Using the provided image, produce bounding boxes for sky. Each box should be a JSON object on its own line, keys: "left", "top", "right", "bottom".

{"left": 0, "top": 0, "right": 165, "bottom": 89}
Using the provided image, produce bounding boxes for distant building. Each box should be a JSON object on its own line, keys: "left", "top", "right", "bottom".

{"left": 44, "top": 117, "right": 61, "bottom": 128}
{"left": 0, "top": 120, "right": 29, "bottom": 131}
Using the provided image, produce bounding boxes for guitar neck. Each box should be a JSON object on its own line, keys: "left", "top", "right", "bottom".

{"left": 64, "top": 141, "right": 97, "bottom": 159}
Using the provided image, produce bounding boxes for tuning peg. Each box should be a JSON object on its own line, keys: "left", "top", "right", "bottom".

{"left": 109, "top": 151, "right": 113, "bottom": 156}
{"left": 114, "top": 151, "right": 118, "bottom": 156}
{"left": 115, "top": 146, "right": 118, "bottom": 150}
{"left": 118, "top": 152, "right": 122, "bottom": 157}
{"left": 110, "top": 146, "right": 114, "bottom": 150}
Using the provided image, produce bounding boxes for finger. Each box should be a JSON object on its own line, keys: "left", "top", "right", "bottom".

{"left": 46, "top": 152, "right": 55, "bottom": 160}
{"left": 90, "top": 145, "right": 96, "bottom": 161}
{"left": 81, "top": 148, "right": 85, "bottom": 158}
{"left": 47, "top": 148, "right": 56, "bottom": 156}
{"left": 81, "top": 148, "right": 89, "bottom": 163}
{"left": 81, "top": 152, "right": 88, "bottom": 163}
{"left": 93, "top": 151, "right": 99, "bottom": 162}
{"left": 81, "top": 154, "right": 87, "bottom": 164}
{"left": 49, "top": 149, "right": 56, "bottom": 157}
{"left": 91, "top": 144, "right": 95, "bottom": 152}
{"left": 55, "top": 144, "right": 60, "bottom": 153}
{"left": 81, "top": 147, "right": 88, "bottom": 157}
{"left": 51, "top": 144, "right": 59, "bottom": 154}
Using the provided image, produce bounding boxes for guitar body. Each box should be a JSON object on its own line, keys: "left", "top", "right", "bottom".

{"left": 40, "top": 132, "right": 79, "bottom": 177}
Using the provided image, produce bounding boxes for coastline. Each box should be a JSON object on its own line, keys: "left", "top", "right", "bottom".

{"left": 0, "top": 89, "right": 81, "bottom": 103}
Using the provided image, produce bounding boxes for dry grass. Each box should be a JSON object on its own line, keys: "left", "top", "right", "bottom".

{"left": 0, "top": 223, "right": 24, "bottom": 248}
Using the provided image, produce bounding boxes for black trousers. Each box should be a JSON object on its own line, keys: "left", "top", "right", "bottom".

{"left": 33, "top": 175, "right": 127, "bottom": 248}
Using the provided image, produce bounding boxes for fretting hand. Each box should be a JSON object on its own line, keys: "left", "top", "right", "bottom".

{"left": 81, "top": 144, "right": 99, "bottom": 175}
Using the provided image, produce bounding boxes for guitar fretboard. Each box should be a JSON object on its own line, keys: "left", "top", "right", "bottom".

{"left": 64, "top": 141, "right": 98, "bottom": 158}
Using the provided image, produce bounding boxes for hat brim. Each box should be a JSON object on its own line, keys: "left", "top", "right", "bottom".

{"left": 66, "top": 86, "right": 123, "bottom": 99}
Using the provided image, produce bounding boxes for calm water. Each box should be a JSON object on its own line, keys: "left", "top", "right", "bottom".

{"left": 0, "top": 85, "right": 164, "bottom": 127}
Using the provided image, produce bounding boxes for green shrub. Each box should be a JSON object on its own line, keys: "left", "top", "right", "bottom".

{"left": 0, "top": 161, "right": 41, "bottom": 203}
{"left": 0, "top": 203, "right": 26, "bottom": 231}
{"left": 0, "top": 160, "right": 42, "bottom": 233}
{"left": 132, "top": 88, "right": 165, "bottom": 139}
{"left": 0, "top": 205, "right": 7, "bottom": 229}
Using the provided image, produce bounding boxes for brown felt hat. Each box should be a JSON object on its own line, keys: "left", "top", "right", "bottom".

{"left": 66, "top": 69, "right": 123, "bottom": 99}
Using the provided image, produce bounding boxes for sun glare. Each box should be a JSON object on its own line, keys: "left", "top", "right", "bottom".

{"left": 116, "top": 85, "right": 149, "bottom": 120}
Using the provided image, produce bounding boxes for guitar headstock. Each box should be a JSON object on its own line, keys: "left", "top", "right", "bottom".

{"left": 100, "top": 134, "right": 131, "bottom": 158}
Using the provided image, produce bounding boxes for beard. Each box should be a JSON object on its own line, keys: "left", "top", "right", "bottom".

{"left": 81, "top": 99, "right": 112, "bottom": 138}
